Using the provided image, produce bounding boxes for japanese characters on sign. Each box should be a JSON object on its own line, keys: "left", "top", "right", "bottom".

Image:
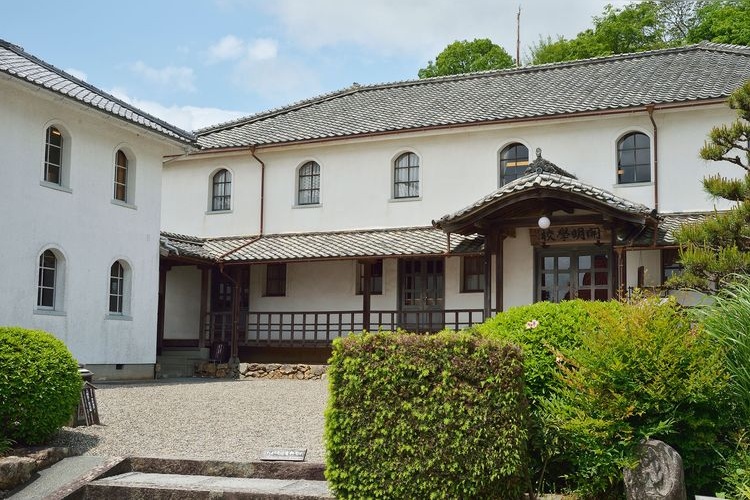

{"left": 529, "top": 225, "right": 610, "bottom": 246}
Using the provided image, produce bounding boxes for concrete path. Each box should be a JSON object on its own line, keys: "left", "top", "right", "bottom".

{"left": 6, "top": 456, "right": 108, "bottom": 499}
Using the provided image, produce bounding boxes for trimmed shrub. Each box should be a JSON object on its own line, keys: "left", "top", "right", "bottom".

{"left": 473, "top": 299, "right": 621, "bottom": 491}
{"left": 325, "top": 330, "right": 528, "bottom": 499}
{"left": 0, "top": 327, "right": 82, "bottom": 444}
{"left": 543, "top": 297, "right": 732, "bottom": 496}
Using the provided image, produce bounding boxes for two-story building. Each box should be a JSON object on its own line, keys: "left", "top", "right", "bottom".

{"left": 159, "top": 42, "right": 750, "bottom": 365}
{"left": 0, "top": 40, "right": 196, "bottom": 379}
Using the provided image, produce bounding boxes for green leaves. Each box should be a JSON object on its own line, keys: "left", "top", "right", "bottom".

{"left": 418, "top": 39, "right": 515, "bottom": 79}
{"left": 324, "top": 331, "right": 528, "bottom": 499}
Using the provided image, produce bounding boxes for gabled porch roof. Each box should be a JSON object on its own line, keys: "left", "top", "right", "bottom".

{"left": 433, "top": 151, "right": 659, "bottom": 236}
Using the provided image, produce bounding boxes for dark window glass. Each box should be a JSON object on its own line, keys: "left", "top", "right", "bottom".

{"left": 114, "top": 150, "right": 128, "bottom": 202}
{"left": 265, "top": 263, "right": 286, "bottom": 296}
{"left": 37, "top": 250, "right": 56, "bottom": 308}
{"left": 298, "top": 161, "right": 320, "bottom": 205}
{"left": 462, "top": 256, "right": 485, "bottom": 292}
{"left": 499, "top": 143, "right": 529, "bottom": 185}
{"left": 211, "top": 169, "right": 232, "bottom": 211}
{"left": 617, "top": 132, "right": 651, "bottom": 184}
{"left": 394, "top": 152, "right": 419, "bottom": 198}
{"left": 662, "top": 248, "right": 683, "bottom": 284}
{"left": 109, "top": 261, "right": 124, "bottom": 313}
{"left": 356, "top": 260, "right": 383, "bottom": 295}
{"left": 44, "top": 126, "right": 63, "bottom": 184}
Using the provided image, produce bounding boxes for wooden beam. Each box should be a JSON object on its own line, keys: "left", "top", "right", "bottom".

{"left": 156, "top": 264, "right": 168, "bottom": 356}
{"left": 483, "top": 233, "right": 494, "bottom": 318}
{"left": 199, "top": 267, "right": 209, "bottom": 348}
{"left": 495, "top": 234, "right": 505, "bottom": 313}
{"left": 362, "top": 260, "right": 372, "bottom": 331}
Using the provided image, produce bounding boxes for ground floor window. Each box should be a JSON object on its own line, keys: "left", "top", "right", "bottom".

{"left": 356, "top": 260, "right": 383, "bottom": 295}
{"left": 537, "top": 247, "right": 611, "bottom": 302}
{"left": 661, "top": 248, "right": 683, "bottom": 284}
{"left": 265, "top": 263, "right": 287, "bottom": 297}
{"left": 461, "top": 255, "right": 484, "bottom": 292}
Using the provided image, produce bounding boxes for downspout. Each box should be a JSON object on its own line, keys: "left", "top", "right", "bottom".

{"left": 250, "top": 146, "right": 266, "bottom": 236}
{"left": 647, "top": 105, "right": 660, "bottom": 247}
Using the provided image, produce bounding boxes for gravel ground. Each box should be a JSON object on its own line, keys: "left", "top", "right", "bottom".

{"left": 50, "top": 378, "right": 329, "bottom": 463}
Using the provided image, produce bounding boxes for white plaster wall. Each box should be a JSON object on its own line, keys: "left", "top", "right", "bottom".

{"left": 162, "top": 104, "right": 739, "bottom": 239}
{"left": 625, "top": 249, "right": 662, "bottom": 288}
{"left": 164, "top": 266, "right": 202, "bottom": 339}
{"left": 503, "top": 229, "right": 535, "bottom": 309}
{"left": 0, "top": 78, "right": 182, "bottom": 365}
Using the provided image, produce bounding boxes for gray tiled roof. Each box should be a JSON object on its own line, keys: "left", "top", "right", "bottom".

{"left": 633, "top": 212, "right": 712, "bottom": 246}
{"left": 0, "top": 40, "right": 196, "bottom": 145}
{"left": 161, "top": 227, "right": 483, "bottom": 263}
{"left": 197, "top": 42, "right": 750, "bottom": 149}
{"left": 433, "top": 172, "right": 656, "bottom": 231}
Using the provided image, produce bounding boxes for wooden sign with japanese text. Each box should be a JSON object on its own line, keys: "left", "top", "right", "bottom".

{"left": 529, "top": 225, "right": 610, "bottom": 246}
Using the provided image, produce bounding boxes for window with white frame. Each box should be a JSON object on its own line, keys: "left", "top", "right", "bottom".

{"left": 617, "top": 132, "right": 651, "bottom": 184}
{"left": 393, "top": 152, "right": 419, "bottom": 199}
{"left": 211, "top": 169, "right": 232, "bottom": 211}
{"left": 37, "top": 250, "right": 57, "bottom": 308}
{"left": 297, "top": 161, "right": 320, "bottom": 205}
{"left": 499, "top": 143, "right": 529, "bottom": 186}
{"left": 114, "top": 150, "right": 128, "bottom": 202}
{"left": 109, "top": 261, "right": 125, "bottom": 314}
{"left": 44, "top": 126, "right": 64, "bottom": 185}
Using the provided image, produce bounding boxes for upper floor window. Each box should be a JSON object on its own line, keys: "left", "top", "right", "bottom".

{"left": 109, "top": 261, "right": 125, "bottom": 314}
{"left": 461, "top": 256, "right": 485, "bottom": 293}
{"left": 44, "top": 126, "right": 64, "bottom": 185}
{"left": 394, "top": 152, "right": 419, "bottom": 199}
{"left": 265, "top": 263, "right": 287, "bottom": 297}
{"left": 617, "top": 132, "right": 651, "bottom": 184}
{"left": 114, "top": 150, "right": 128, "bottom": 202}
{"left": 356, "top": 260, "right": 383, "bottom": 295}
{"left": 297, "top": 161, "right": 320, "bottom": 205}
{"left": 499, "top": 143, "right": 529, "bottom": 186}
{"left": 211, "top": 169, "right": 231, "bottom": 211}
{"left": 37, "top": 250, "right": 57, "bottom": 308}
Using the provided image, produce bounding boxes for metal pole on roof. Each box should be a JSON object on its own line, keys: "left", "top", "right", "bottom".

{"left": 516, "top": 5, "right": 521, "bottom": 67}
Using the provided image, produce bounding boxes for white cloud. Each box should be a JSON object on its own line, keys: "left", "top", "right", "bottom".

{"left": 129, "top": 61, "right": 196, "bottom": 93}
{"left": 64, "top": 68, "right": 88, "bottom": 81}
{"left": 207, "top": 35, "right": 247, "bottom": 62}
{"left": 231, "top": 55, "right": 319, "bottom": 105}
{"left": 206, "top": 35, "right": 279, "bottom": 63}
{"left": 247, "top": 38, "right": 278, "bottom": 61}
{"left": 261, "top": 0, "right": 633, "bottom": 61}
{"left": 109, "top": 88, "right": 247, "bottom": 131}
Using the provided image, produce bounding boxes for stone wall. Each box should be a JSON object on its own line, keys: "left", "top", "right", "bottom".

{"left": 193, "top": 362, "right": 328, "bottom": 380}
{"left": 239, "top": 363, "right": 327, "bottom": 380}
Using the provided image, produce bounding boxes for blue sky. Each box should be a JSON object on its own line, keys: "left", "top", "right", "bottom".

{"left": 3, "top": 0, "right": 623, "bottom": 131}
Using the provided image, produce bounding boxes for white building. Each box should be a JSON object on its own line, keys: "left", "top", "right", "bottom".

{"left": 159, "top": 42, "right": 750, "bottom": 365}
{"left": 0, "top": 40, "right": 195, "bottom": 379}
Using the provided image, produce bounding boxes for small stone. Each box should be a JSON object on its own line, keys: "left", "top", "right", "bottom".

{"left": 247, "top": 363, "right": 260, "bottom": 371}
{"left": 205, "top": 364, "right": 217, "bottom": 375}
{"left": 295, "top": 371, "right": 305, "bottom": 380}
{"left": 266, "top": 363, "right": 281, "bottom": 371}
{"left": 238, "top": 363, "right": 249, "bottom": 375}
{"left": 310, "top": 365, "right": 326, "bottom": 377}
{"left": 280, "top": 364, "right": 294, "bottom": 375}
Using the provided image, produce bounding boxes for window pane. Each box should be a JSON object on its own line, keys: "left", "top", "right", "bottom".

{"left": 595, "top": 272, "right": 608, "bottom": 286}
{"left": 543, "top": 257, "right": 554, "bottom": 270}
{"left": 578, "top": 289, "right": 591, "bottom": 300}
{"left": 41, "top": 288, "right": 54, "bottom": 307}
{"left": 594, "top": 255, "right": 609, "bottom": 269}
{"left": 595, "top": 289, "right": 609, "bottom": 301}
{"left": 47, "top": 146, "right": 61, "bottom": 166}
{"left": 578, "top": 272, "right": 591, "bottom": 286}
{"left": 578, "top": 255, "right": 591, "bottom": 269}
{"left": 636, "top": 164, "right": 651, "bottom": 182}
{"left": 635, "top": 133, "right": 650, "bottom": 148}
{"left": 558, "top": 257, "right": 570, "bottom": 270}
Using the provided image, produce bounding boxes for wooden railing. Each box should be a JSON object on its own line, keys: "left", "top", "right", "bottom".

{"left": 204, "top": 309, "right": 490, "bottom": 348}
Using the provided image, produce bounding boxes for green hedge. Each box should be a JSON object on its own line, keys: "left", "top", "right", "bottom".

{"left": 325, "top": 330, "right": 529, "bottom": 499}
{"left": 0, "top": 327, "right": 82, "bottom": 444}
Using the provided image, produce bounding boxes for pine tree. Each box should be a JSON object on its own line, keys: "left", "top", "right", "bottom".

{"left": 670, "top": 80, "right": 750, "bottom": 290}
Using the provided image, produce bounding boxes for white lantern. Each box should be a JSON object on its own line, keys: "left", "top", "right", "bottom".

{"left": 538, "top": 216, "right": 551, "bottom": 229}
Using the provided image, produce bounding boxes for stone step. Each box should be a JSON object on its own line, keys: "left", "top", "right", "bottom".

{"left": 83, "top": 471, "right": 333, "bottom": 499}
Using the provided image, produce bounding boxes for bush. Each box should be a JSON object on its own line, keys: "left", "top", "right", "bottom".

{"left": 473, "top": 299, "right": 621, "bottom": 491}
{"left": 720, "top": 431, "right": 750, "bottom": 499}
{"left": 0, "top": 327, "right": 82, "bottom": 444}
{"left": 543, "top": 297, "right": 732, "bottom": 496}
{"left": 325, "top": 330, "right": 528, "bottom": 499}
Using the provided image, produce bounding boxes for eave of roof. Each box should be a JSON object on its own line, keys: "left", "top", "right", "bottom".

{"left": 0, "top": 39, "right": 197, "bottom": 146}
{"left": 160, "top": 226, "right": 484, "bottom": 263}
{"left": 195, "top": 42, "right": 750, "bottom": 150}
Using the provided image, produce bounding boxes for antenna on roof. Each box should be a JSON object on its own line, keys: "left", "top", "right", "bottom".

{"left": 516, "top": 5, "right": 521, "bottom": 67}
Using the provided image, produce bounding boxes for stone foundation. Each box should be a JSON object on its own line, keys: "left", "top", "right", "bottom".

{"left": 0, "top": 446, "right": 70, "bottom": 492}
{"left": 194, "top": 362, "right": 328, "bottom": 380}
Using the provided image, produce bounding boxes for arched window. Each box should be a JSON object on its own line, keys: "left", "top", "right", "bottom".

{"left": 617, "top": 132, "right": 651, "bottom": 184}
{"left": 37, "top": 250, "right": 57, "bottom": 308}
{"left": 109, "top": 261, "right": 125, "bottom": 314}
{"left": 44, "top": 126, "right": 64, "bottom": 185}
{"left": 394, "top": 152, "right": 419, "bottom": 199}
{"left": 499, "top": 143, "right": 529, "bottom": 186}
{"left": 211, "top": 169, "right": 231, "bottom": 211}
{"left": 297, "top": 161, "right": 320, "bottom": 205}
{"left": 114, "top": 150, "right": 128, "bottom": 202}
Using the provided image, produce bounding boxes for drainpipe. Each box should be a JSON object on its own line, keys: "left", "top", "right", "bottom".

{"left": 647, "top": 105, "right": 659, "bottom": 214}
{"left": 647, "top": 105, "right": 660, "bottom": 247}
{"left": 250, "top": 147, "right": 266, "bottom": 236}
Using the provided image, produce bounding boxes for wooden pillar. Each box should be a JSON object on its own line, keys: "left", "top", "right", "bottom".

{"left": 362, "top": 260, "right": 372, "bottom": 331}
{"left": 483, "top": 233, "right": 494, "bottom": 319}
{"left": 156, "top": 263, "right": 168, "bottom": 356}
{"left": 231, "top": 275, "right": 240, "bottom": 361}
{"left": 495, "top": 234, "right": 505, "bottom": 313}
{"left": 199, "top": 267, "right": 209, "bottom": 348}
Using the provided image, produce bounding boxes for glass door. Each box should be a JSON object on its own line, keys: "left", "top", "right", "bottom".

{"left": 399, "top": 258, "right": 445, "bottom": 331}
{"left": 538, "top": 248, "right": 611, "bottom": 302}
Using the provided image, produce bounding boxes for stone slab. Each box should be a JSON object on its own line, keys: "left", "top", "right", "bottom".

{"left": 6, "top": 455, "right": 108, "bottom": 499}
